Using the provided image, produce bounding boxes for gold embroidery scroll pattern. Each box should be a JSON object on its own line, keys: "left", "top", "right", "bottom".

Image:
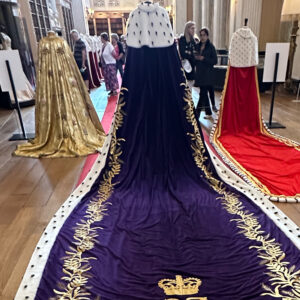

{"left": 180, "top": 75, "right": 300, "bottom": 299}
{"left": 53, "top": 90, "right": 127, "bottom": 300}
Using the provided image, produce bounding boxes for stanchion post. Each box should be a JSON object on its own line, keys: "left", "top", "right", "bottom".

{"left": 268, "top": 53, "right": 279, "bottom": 127}
{"left": 267, "top": 53, "right": 285, "bottom": 129}
{"left": 6, "top": 60, "right": 27, "bottom": 139}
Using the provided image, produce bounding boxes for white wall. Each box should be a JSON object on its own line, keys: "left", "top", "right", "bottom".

{"left": 71, "top": 0, "right": 89, "bottom": 34}
{"left": 91, "top": 0, "right": 138, "bottom": 11}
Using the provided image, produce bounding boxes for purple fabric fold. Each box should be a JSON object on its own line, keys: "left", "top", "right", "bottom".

{"left": 35, "top": 44, "right": 300, "bottom": 300}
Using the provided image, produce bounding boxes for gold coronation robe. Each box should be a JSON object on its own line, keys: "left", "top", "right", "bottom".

{"left": 14, "top": 32, "right": 106, "bottom": 158}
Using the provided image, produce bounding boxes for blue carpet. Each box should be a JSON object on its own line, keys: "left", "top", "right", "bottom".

{"left": 90, "top": 85, "right": 109, "bottom": 120}
{"left": 192, "top": 89, "right": 198, "bottom": 107}
{"left": 90, "top": 84, "right": 198, "bottom": 121}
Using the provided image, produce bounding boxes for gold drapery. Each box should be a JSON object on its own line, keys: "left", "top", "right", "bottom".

{"left": 14, "top": 32, "right": 106, "bottom": 158}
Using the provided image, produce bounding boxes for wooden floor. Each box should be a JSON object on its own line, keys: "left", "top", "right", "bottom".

{"left": 0, "top": 89, "right": 300, "bottom": 299}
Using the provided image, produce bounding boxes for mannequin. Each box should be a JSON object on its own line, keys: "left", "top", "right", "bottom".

{"left": 85, "top": 34, "right": 101, "bottom": 86}
{"left": 0, "top": 31, "right": 11, "bottom": 50}
{"left": 80, "top": 33, "right": 97, "bottom": 89}
{"left": 0, "top": 25, "right": 35, "bottom": 103}
{"left": 93, "top": 35, "right": 103, "bottom": 79}
{"left": 14, "top": 31, "right": 106, "bottom": 158}
{"left": 212, "top": 25, "right": 300, "bottom": 201}
{"left": 228, "top": 22, "right": 258, "bottom": 67}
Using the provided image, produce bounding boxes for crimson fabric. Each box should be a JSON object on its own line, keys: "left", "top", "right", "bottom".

{"left": 76, "top": 94, "right": 118, "bottom": 186}
{"left": 217, "top": 66, "right": 300, "bottom": 196}
{"left": 101, "top": 94, "right": 119, "bottom": 132}
{"left": 94, "top": 52, "right": 103, "bottom": 79}
{"left": 89, "top": 52, "right": 101, "bottom": 87}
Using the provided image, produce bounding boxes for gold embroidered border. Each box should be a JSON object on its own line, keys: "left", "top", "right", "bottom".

{"left": 212, "top": 66, "right": 300, "bottom": 198}
{"left": 181, "top": 75, "right": 300, "bottom": 299}
{"left": 53, "top": 89, "right": 127, "bottom": 300}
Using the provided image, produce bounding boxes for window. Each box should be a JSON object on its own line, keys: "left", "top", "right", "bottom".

{"left": 88, "top": 19, "right": 95, "bottom": 35}
{"left": 96, "top": 18, "right": 109, "bottom": 35}
{"left": 29, "top": 0, "right": 51, "bottom": 42}
{"left": 108, "top": 0, "right": 120, "bottom": 7}
{"left": 62, "top": 4, "right": 74, "bottom": 46}
{"left": 94, "top": 0, "right": 105, "bottom": 7}
{"left": 110, "top": 18, "right": 123, "bottom": 35}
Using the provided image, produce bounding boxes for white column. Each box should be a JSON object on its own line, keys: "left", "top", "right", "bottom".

{"left": 71, "top": 0, "right": 89, "bottom": 34}
{"left": 193, "top": 0, "right": 202, "bottom": 32}
{"left": 201, "top": 0, "right": 208, "bottom": 28}
{"left": 175, "top": 0, "right": 187, "bottom": 35}
{"left": 229, "top": 0, "right": 262, "bottom": 46}
{"left": 234, "top": 0, "right": 262, "bottom": 38}
{"left": 201, "top": 0, "right": 213, "bottom": 39}
{"left": 213, "top": 0, "right": 230, "bottom": 49}
{"left": 229, "top": 0, "right": 237, "bottom": 40}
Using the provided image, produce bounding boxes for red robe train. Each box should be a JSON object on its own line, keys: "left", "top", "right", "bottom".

{"left": 212, "top": 66, "right": 300, "bottom": 201}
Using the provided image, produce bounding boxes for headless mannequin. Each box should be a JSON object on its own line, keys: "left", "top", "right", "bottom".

{"left": 47, "top": 30, "right": 56, "bottom": 37}
{"left": 0, "top": 26, "right": 35, "bottom": 102}
{"left": 0, "top": 31, "right": 11, "bottom": 50}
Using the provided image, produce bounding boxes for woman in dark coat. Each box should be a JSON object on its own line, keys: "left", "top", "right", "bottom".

{"left": 178, "top": 21, "right": 196, "bottom": 81}
{"left": 194, "top": 28, "right": 218, "bottom": 118}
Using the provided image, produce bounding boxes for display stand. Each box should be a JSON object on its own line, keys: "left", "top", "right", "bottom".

{"left": 292, "top": 81, "right": 300, "bottom": 103}
{"left": 0, "top": 50, "right": 35, "bottom": 141}
{"left": 6, "top": 60, "right": 35, "bottom": 141}
{"left": 266, "top": 53, "right": 285, "bottom": 129}
{"left": 263, "top": 43, "right": 290, "bottom": 129}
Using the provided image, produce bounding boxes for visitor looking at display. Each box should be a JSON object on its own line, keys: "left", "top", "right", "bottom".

{"left": 194, "top": 27, "right": 218, "bottom": 119}
{"left": 111, "top": 33, "right": 125, "bottom": 78}
{"left": 70, "top": 29, "right": 90, "bottom": 90}
{"left": 100, "top": 32, "right": 119, "bottom": 96}
{"left": 178, "top": 21, "right": 196, "bottom": 84}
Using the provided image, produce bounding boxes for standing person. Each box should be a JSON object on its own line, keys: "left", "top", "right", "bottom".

{"left": 111, "top": 33, "right": 125, "bottom": 78}
{"left": 100, "top": 32, "right": 119, "bottom": 96}
{"left": 120, "top": 34, "right": 127, "bottom": 62}
{"left": 194, "top": 28, "right": 218, "bottom": 119}
{"left": 178, "top": 21, "right": 196, "bottom": 83}
{"left": 70, "top": 29, "right": 89, "bottom": 90}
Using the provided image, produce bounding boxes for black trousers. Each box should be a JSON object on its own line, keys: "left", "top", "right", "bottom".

{"left": 116, "top": 60, "right": 124, "bottom": 78}
{"left": 196, "top": 86, "right": 213, "bottom": 116}
{"left": 208, "top": 86, "right": 216, "bottom": 107}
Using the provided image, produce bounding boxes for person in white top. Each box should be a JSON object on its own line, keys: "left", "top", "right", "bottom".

{"left": 100, "top": 32, "right": 119, "bottom": 96}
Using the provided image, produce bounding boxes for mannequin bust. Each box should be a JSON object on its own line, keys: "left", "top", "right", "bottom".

{"left": 0, "top": 25, "right": 12, "bottom": 50}
{"left": 14, "top": 32, "right": 105, "bottom": 158}
{"left": 126, "top": 2, "right": 174, "bottom": 48}
{"left": 47, "top": 31, "right": 56, "bottom": 37}
{"left": 229, "top": 25, "right": 258, "bottom": 68}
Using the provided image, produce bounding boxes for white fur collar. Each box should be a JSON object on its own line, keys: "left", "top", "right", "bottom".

{"left": 126, "top": 3, "right": 174, "bottom": 48}
{"left": 138, "top": 2, "right": 159, "bottom": 13}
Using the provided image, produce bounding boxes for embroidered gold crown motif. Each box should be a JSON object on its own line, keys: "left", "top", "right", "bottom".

{"left": 158, "top": 275, "right": 202, "bottom": 296}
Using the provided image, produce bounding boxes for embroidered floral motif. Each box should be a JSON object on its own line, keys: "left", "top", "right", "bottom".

{"left": 181, "top": 71, "right": 300, "bottom": 299}
{"left": 53, "top": 89, "right": 127, "bottom": 299}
